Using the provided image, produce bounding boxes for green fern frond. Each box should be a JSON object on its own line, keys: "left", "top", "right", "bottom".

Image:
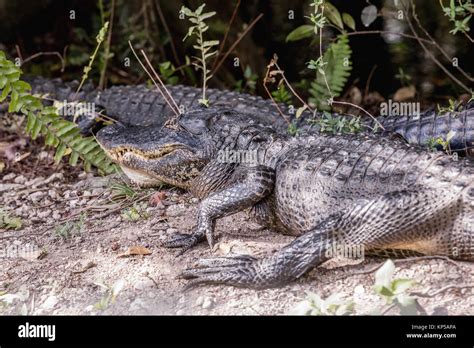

{"left": 271, "top": 85, "right": 292, "bottom": 104}
{"left": 309, "top": 34, "right": 352, "bottom": 110}
{"left": 0, "top": 51, "right": 117, "bottom": 175}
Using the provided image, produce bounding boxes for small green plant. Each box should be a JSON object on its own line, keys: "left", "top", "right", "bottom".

{"left": 373, "top": 260, "right": 419, "bottom": 315}
{"left": 287, "top": 122, "right": 299, "bottom": 136}
{"left": 181, "top": 4, "right": 219, "bottom": 107}
{"left": 426, "top": 130, "right": 456, "bottom": 153}
{"left": 286, "top": 1, "right": 353, "bottom": 111}
{"left": 271, "top": 84, "right": 292, "bottom": 104}
{"left": 234, "top": 66, "right": 258, "bottom": 93}
{"left": 76, "top": 21, "right": 109, "bottom": 94}
{"left": 93, "top": 279, "right": 125, "bottom": 311}
{"left": 286, "top": 1, "right": 355, "bottom": 41}
{"left": 307, "top": 56, "right": 327, "bottom": 73}
{"left": 0, "top": 291, "right": 22, "bottom": 309}
{"left": 0, "top": 210, "right": 22, "bottom": 230}
{"left": 308, "top": 0, "right": 328, "bottom": 33}
{"left": 291, "top": 292, "right": 355, "bottom": 315}
{"left": 54, "top": 214, "right": 86, "bottom": 240}
{"left": 426, "top": 137, "right": 441, "bottom": 151}
{"left": 395, "top": 67, "right": 412, "bottom": 87}
{"left": 110, "top": 181, "right": 138, "bottom": 201}
{"left": 159, "top": 61, "right": 179, "bottom": 85}
{"left": 437, "top": 98, "right": 462, "bottom": 113}
{"left": 308, "top": 111, "right": 362, "bottom": 134}
{"left": 292, "top": 259, "right": 421, "bottom": 316}
{"left": 98, "top": 0, "right": 114, "bottom": 89}
{"left": 308, "top": 35, "right": 352, "bottom": 110}
{"left": 0, "top": 52, "right": 117, "bottom": 174}
{"left": 121, "top": 202, "right": 150, "bottom": 221}
{"left": 440, "top": 0, "right": 473, "bottom": 36}
{"left": 0, "top": 290, "right": 6, "bottom": 308}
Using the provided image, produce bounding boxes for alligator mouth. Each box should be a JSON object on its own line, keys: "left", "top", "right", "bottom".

{"left": 106, "top": 144, "right": 184, "bottom": 162}
{"left": 100, "top": 143, "right": 199, "bottom": 188}
{"left": 119, "top": 166, "right": 164, "bottom": 187}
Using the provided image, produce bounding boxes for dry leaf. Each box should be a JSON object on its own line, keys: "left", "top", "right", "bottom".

{"left": 393, "top": 85, "right": 416, "bottom": 102}
{"left": 296, "top": 105, "right": 308, "bottom": 119}
{"left": 149, "top": 191, "right": 167, "bottom": 206}
{"left": 118, "top": 246, "right": 152, "bottom": 258}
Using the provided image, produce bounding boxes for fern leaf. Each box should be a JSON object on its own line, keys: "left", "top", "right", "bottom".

{"left": 0, "top": 51, "right": 118, "bottom": 175}
{"left": 69, "top": 151, "right": 80, "bottom": 166}
{"left": 309, "top": 34, "right": 352, "bottom": 110}
{"left": 54, "top": 143, "right": 68, "bottom": 163}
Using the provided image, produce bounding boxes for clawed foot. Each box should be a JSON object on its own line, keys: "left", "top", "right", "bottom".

{"left": 180, "top": 254, "right": 272, "bottom": 290}
{"left": 161, "top": 232, "right": 205, "bottom": 256}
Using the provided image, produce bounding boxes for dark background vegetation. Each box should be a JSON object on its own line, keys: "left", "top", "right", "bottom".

{"left": 0, "top": 0, "right": 472, "bottom": 108}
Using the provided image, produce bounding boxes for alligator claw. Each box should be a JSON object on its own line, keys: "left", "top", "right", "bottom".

{"left": 161, "top": 232, "right": 204, "bottom": 256}
{"left": 180, "top": 255, "right": 261, "bottom": 290}
{"left": 206, "top": 230, "right": 214, "bottom": 250}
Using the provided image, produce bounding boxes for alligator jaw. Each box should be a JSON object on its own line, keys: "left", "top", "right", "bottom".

{"left": 98, "top": 138, "right": 206, "bottom": 190}
{"left": 105, "top": 148, "right": 201, "bottom": 189}
{"left": 119, "top": 166, "right": 166, "bottom": 187}
{"left": 106, "top": 144, "right": 184, "bottom": 162}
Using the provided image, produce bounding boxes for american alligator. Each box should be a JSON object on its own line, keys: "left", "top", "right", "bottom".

{"left": 28, "top": 77, "right": 474, "bottom": 157}
{"left": 96, "top": 107, "right": 474, "bottom": 289}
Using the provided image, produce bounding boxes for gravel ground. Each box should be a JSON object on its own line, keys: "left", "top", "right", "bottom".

{"left": 0, "top": 120, "right": 473, "bottom": 315}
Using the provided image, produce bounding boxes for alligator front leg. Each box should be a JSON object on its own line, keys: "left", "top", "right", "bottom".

{"left": 162, "top": 165, "right": 275, "bottom": 253}
{"left": 181, "top": 189, "right": 465, "bottom": 289}
{"left": 180, "top": 214, "right": 338, "bottom": 289}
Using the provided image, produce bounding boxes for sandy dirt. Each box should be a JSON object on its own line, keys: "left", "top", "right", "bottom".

{"left": 0, "top": 125, "right": 473, "bottom": 315}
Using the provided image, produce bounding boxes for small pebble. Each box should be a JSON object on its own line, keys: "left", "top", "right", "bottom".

{"left": 41, "top": 295, "right": 59, "bottom": 310}
{"left": 202, "top": 297, "right": 213, "bottom": 309}
{"left": 29, "top": 191, "right": 46, "bottom": 203}
{"left": 13, "top": 175, "right": 26, "bottom": 184}
{"left": 37, "top": 209, "right": 51, "bottom": 219}
{"left": 3, "top": 173, "right": 16, "bottom": 181}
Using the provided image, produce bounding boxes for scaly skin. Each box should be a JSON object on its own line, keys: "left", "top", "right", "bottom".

{"left": 27, "top": 76, "right": 474, "bottom": 156}
{"left": 96, "top": 109, "right": 474, "bottom": 289}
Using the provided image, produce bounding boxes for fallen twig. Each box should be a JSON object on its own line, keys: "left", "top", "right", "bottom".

{"left": 72, "top": 261, "right": 97, "bottom": 274}
{"left": 154, "top": 0, "right": 181, "bottom": 68}
{"left": 19, "top": 51, "right": 66, "bottom": 72}
{"left": 211, "top": 13, "right": 263, "bottom": 77}
{"left": 364, "top": 64, "right": 378, "bottom": 98}
{"left": 99, "top": 0, "right": 116, "bottom": 89}
{"left": 273, "top": 58, "right": 313, "bottom": 113}
{"left": 211, "top": 0, "right": 241, "bottom": 72}
{"left": 263, "top": 57, "right": 290, "bottom": 124}
{"left": 140, "top": 49, "right": 181, "bottom": 116}
{"left": 128, "top": 41, "right": 180, "bottom": 117}
{"left": 410, "top": 284, "right": 474, "bottom": 298}
{"left": 344, "top": 30, "right": 435, "bottom": 45}
{"left": 404, "top": 1, "right": 471, "bottom": 93}
{"left": 408, "top": 0, "right": 473, "bottom": 82}
{"left": 331, "top": 255, "right": 465, "bottom": 281}
{"left": 332, "top": 101, "right": 384, "bottom": 131}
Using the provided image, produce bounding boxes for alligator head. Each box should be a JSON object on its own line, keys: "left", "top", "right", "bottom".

{"left": 96, "top": 107, "right": 272, "bottom": 187}
{"left": 96, "top": 122, "right": 208, "bottom": 188}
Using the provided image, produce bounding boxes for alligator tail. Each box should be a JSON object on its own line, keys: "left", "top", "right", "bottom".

{"left": 376, "top": 105, "right": 474, "bottom": 157}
